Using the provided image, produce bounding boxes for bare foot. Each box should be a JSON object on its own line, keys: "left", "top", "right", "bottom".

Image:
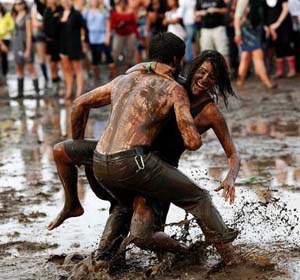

{"left": 48, "top": 206, "right": 84, "bottom": 230}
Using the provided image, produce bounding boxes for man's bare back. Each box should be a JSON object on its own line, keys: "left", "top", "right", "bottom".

{"left": 96, "top": 63, "right": 201, "bottom": 154}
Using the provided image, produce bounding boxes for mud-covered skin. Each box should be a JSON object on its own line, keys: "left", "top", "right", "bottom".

{"left": 71, "top": 62, "right": 202, "bottom": 153}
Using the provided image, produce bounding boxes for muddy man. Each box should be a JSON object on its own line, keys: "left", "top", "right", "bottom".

{"left": 55, "top": 32, "right": 240, "bottom": 263}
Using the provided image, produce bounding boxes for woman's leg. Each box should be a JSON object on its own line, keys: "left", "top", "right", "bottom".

{"left": 71, "top": 60, "right": 84, "bottom": 98}
{"left": 60, "top": 54, "right": 74, "bottom": 100}
{"left": 36, "top": 42, "right": 49, "bottom": 83}
{"left": 237, "top": 51, "right": 252, "bottom": 88}
{"left": 252, "top": 49, "right": 275, "bottom": 88}
{"left": 25, "top": 63, "right": 39, "bottom": 94}
{"left": 16, "top": 63, "right": 25, "bottom": 97}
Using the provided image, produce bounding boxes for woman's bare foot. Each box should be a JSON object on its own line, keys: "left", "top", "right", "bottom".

{"left": 48, "top": 205, "right": 84, "bottom": 230}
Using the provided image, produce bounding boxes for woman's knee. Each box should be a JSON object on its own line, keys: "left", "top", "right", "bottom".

{"left": 53, "top": 141, "right": 70, "bottom": 163}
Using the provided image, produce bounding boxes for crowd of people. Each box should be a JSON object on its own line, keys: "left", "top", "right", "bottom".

{"left": 0, "top": 0, "right": 299, "bottom": 99}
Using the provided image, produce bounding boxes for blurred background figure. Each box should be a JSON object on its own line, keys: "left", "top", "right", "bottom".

{"left": 110, "top": 0, "right": 140, "bottom": 70}
{"left": 146, "top": 0, "right": 167, "bottom": 42}
{"left": 0, "top": 2, "right": 14, "bottom": 84}
{"left": 59, "top": 0, "right": 85, "bottom": 100}
{"left": 163, "top": 0, "right": 186, "bottom": 41}
{"left": 195, "top": 0, "right": 229, "bottom": 66}
{"left": 263, "top": 0, "right": 296, "bottom": 79}
{"left": 31, "top": 1, "right": 49, "bottom": 87}
{"left": 234, "top": 0, "right": 275, "bottom": 89}
{"left": 35, "top": 0, "right": 62, "bottom": 96}
{"left": 83, "top": 0, "right": 116, "bottom": 85}
{"left": 12, "top": 0, "right": 39, "bottom": 98}
{"left": 179, "top": 0, "right": 196, "bottom": 64}
{"left": 288, "top": 0, "right": 300, "bottom": 74}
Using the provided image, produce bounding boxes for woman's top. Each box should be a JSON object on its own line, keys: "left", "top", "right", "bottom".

{"left": 264, "top": 0, "right": 289, "bottom": 25}
{"left": 110, "top": 9, "right": 140, "bottom": 38}
{"left": 13, "top": 14, "right": 30, "bottom": 53}
{"left": 0, "top": 12, "right": 14, "bottom": 40}
{"left": 83, "top": 8, "right": 109, "bottom": 44}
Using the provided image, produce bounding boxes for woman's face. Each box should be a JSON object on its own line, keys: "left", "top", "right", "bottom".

{"left": 90, "top": 0, "right": 98, "bottom": 8}
{"left": 61, "top": 0, "right": 72, "bottom": 9}
{"left": 191, "top": 61, "right": 216, "bottom": 96}
{"left": 14, "top": 0, "right": 25, "bottom": 12}
{"left": 167, "top": 0, "right": 176, "bottom": 9}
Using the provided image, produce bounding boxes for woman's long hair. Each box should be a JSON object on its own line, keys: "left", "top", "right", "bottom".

{"left": 186, "top": 50, "right": 236, "bottom": 108}
{"left": 0, "top": 3, "right": 6, "bottom": 16}
{"left": 12, "top": 0, "right": 29, "bottom": 18}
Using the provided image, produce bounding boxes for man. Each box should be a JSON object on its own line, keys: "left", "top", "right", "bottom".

{"left": 70, "top": 32, "right": 238, "bottom": 262}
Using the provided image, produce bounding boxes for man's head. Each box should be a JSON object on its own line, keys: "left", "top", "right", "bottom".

{"left": 149, "top": 32, "right": 185, "bottom": 78}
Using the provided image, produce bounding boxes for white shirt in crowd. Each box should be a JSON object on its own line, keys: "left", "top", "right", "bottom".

{"left": 165, "top": 8, "right": 186, "bottom": 40}
{"left": 179, "top": 0, "right": 196, "bottom": 25}
{"left": 288, "top": 0, "right": 300, "bottom": 17}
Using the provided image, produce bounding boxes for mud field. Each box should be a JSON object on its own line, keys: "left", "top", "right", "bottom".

{"left": 0, "top": 75, "right": 300, "bottom": 280}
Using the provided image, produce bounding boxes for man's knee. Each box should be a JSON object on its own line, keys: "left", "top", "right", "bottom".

{"left": 53, "top": 141, "right": 72, "bottom": 163}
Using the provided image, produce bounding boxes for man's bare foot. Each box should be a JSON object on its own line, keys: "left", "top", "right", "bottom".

{"left": 47, "top": 205, "right": 84, "bottom": 230}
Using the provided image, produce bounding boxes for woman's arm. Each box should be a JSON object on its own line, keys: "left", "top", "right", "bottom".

{"left": 207, "top": 104, "right": 241, "bottom": 204}
{"left": 270, "top": 2, "right": 289, "bottom": 30}
{"left": 24, "top": 16, "right": 32, "bottom": 59}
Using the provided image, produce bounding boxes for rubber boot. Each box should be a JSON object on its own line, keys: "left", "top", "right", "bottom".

{"left": 17, "top": 77, "right": 24, "bottom": 98}
{"left": 286, "top": 56, "right": 296, "bottom": 78}
{"left": 33, "top": 78, "right": 39, "bottom": 96}
{"left": 40, "top": 63, "right": 49, "bottom": 86}
{"left": 272, "top": 58, "right": 284, "bottom": 79}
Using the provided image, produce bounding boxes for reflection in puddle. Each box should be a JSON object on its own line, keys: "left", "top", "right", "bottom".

{"left": 0, "top": 81, "right": 300, "bottom": 278}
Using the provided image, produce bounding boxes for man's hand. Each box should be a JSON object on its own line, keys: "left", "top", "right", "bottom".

{"left": 214, "top": 177, "right": 235, "bottom": 204}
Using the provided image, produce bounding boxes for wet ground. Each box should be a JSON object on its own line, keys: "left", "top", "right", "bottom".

{"left": 0, "top": 72, "right": 300, "bottom": 280}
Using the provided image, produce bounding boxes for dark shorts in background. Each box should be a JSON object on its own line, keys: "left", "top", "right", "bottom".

{"left": 46, "top": 40, "right": 61, "bottom": 62}
{"left": 90, "top": 43, "right": 114, "bottom": 65}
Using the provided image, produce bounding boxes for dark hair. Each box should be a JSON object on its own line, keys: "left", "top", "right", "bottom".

{"left": 186, "top": 50, "right": 236, "bottom": 107}
{"left": 12, "top": 0, "right": 29, "bottom": 17}
{"left": 0, "top": 3, "right": 6, "bottom": 16}
{"left": 149, "top": 32, "right": 185, "bottom": 65}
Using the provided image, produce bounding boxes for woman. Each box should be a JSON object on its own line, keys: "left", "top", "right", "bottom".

{"left": 163, "top": 0, "right": 186, "bottom": 41}
{"left": 0, "top": 3, "right": 14, "bottom": 80}
{"left": 35, "top": 0, "right": 63, "bottom": 96}
{"left": 31, "top": 3, "right": 48, "bottom": 86}
{"left": 110, "top": 0, "right": 140, "bottom": 69}
{"left": 12, "top": 0, "right": 39, "bottom": 98}
{"left": 234, "top": 0, "right": 275, "bottom": 89}
{"left": 83, "top": 0, "right": 116, "bottom": 84}
{"left": 264, "top": 0, "right": 296, "bottom": 78}
{"left": 59, "top": 0, "right": 85, "bottom": 100}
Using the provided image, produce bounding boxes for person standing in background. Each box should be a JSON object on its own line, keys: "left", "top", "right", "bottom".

{"left": 288, "top": 0, "right": 300, "bottom": 74}
{"left": 163, "top": 0, "right": 186, "bottom": 41}
{"left": 83, "top": 0, "right": 116, "bottom": 85}
{"left": 35, "top": 0, "right": 63, "bottom": 96}
{"left": 0, "top": 3, "right": 14, "bottom": 82}
{"left": 12, "top": 0, "right": 39, "bottom": 98}
{"left": 110, "top": 0, "right": 141, "bottom": 69}
{"left": 195, "top": 0, "right": 229, "bottom": 66}
{"left": 234, "top": 0, "right": 275, "bottom": 89}
{"left": 179, "top": 0, "right": 196, "bottom": 64}
{"left": 263, "top": 0, "right": 296, "bottom": 78}
{"left": 59, "top": 0, "right": 85, "bottom": 100}
{"left": 31, "top": 3, "right": 49, "bottom": 87}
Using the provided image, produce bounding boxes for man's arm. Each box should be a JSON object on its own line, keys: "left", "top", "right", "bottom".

{"left": 172, "top": 83, "right": 202, "bottom": 150}
{"left": 71, "top": 81, "right": 114, "bottom": 140}
{"left": 208, "top": 105, "right": 240, "bottom": 204}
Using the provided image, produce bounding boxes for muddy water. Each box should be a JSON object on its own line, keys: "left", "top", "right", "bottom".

{"left": 0, "top": 77, "right": 300, "bottom": 279}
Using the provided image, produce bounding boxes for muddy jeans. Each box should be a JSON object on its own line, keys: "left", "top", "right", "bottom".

{"left": 93, "top": 147, "right": 238, "bottom": 243}
{"left": 63, "top": 139, "right": 132, "bottom": 260}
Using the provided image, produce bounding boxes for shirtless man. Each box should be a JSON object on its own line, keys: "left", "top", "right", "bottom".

{"left": 70, "top": 32, "right": 238, "bottom": 262}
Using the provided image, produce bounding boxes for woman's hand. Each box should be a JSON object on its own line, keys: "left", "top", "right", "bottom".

{"left": 234, "top": 35, "right": 242, "bottom": 45}
{"left": 24, "top": 49, "right": 30, "bottom": 59}
{"left": 215, "top": 177, "right": 235, "bottom": 204}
